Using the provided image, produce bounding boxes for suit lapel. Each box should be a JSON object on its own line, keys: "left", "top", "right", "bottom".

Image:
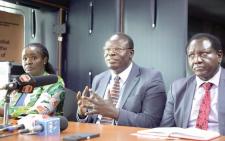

{"left": 117, "top": 63, "right": 140, "bottom": 109}
{"left": 97, "top": 71, "right": 111, "bottom": 99}
{"left": 182, "top": 76, "right": 196, "bottom": 128}
{"left": 218, "top": 68, "right": 225, "bottom": 134}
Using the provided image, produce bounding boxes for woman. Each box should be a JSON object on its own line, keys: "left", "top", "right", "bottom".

{"left": 0, "top": 43, "right": 65, "bottom": 118}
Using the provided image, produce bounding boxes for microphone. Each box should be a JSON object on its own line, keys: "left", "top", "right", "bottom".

{"left": 19, "top": 116, "right": 68, "bottom": 135}
{"left": 0, "top": 124, "right": 25, "bottom": 132}
{"left": 58, "top": 116, "right": 68, "bottom": 131}
{"left": 17, "top": 114, "right": 50, "bottom": 131}
{"left": 0, "top": 114, "right": 50, "bottom": 132}
{"left": 0, "top": 73, "right": 58, "bottom": 93}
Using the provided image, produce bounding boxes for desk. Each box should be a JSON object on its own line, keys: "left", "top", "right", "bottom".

{"left": 1, "top": 119, "right": 225, "bottom": 141}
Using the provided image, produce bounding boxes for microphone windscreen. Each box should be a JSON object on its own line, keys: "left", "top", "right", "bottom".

{"left": 58, "top": 116, "right": 68, "bottom": 131}
{"left": 33, "top": 74, "right": 58, "bottom": 87}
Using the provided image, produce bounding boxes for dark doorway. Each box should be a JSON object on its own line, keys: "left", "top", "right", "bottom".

{"left": 188, "top": 0, "right": 225, "bottom": 68}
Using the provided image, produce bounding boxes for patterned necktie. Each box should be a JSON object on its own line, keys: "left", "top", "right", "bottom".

{"left": 100, "top": 76, "right": 120, "bottom": 125}
{"left": 196, "top": 83, "right": 213, "bottom": 130}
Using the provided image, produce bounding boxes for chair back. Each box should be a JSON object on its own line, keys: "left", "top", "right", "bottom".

{"left": 63, "top": 88, "right": 78, "bottom": 121}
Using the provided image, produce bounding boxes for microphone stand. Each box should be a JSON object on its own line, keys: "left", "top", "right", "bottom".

{"left": 1, "top": 84, "right": 17, "bottom": 128}
{"left": 3, "top": 90, "right": 12, "bottom": 126}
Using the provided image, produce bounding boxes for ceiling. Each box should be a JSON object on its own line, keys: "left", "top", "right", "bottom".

{"left": 188, "top": 0, "right": 225, "bottom": 24}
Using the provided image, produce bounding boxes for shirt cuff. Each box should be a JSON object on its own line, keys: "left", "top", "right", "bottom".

{"left": 114, "top": 120, "right": 118, "bottom": 125}
{"left": 79, "top": 115, "right": 88, "bottom": 123}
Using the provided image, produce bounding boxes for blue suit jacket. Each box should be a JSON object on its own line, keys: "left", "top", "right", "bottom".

{"left": 160, "top": 67, "right": 225, "bottom": 135}
{"left": 82, "top": 62, "right": 166, "bottom": 128}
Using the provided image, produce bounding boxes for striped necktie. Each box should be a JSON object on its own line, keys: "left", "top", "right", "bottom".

{"left": 100, "top": 76, "right": 120, "bottom": 125}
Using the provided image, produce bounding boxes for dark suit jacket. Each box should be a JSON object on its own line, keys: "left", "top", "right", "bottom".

{"left": 160, "top": 67, "right": 225, "bottom": 135}
{"left": 78, "top": 62, "right": 166, "bottom": 128}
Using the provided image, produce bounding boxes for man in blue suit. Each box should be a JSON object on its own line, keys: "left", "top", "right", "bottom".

{"left": 160, "top": 33, "right": 225, "bottom": 135}
{"left": 76, "top": 33, "right": 166, "bottom": 128}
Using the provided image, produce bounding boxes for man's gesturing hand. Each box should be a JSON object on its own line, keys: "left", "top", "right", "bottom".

{"left": 81, "top": 89, "right": 120, "bottom": 120}
{"left": 77, "top": 86, "right": 95, "bottom": 119}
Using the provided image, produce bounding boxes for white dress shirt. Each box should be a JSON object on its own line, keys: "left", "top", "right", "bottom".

{"left": 79, "top": 62, "right": 133, "bottom": 124}
{"left": 188, "top": 67, "right": 221, "bottom": 132}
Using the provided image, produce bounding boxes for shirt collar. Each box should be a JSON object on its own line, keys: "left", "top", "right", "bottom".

{"left": 43, "top": 71, "right": 49, "bottom": 75}
{"left": 111, "top": 62, "right": 133, "bottom": 82}
{"left": 196, "top": 66, "right": 221, "bottom": 88}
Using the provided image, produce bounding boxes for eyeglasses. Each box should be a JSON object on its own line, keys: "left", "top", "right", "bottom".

{"left": 103, "top": 47, "right": 132, "bottom": 53}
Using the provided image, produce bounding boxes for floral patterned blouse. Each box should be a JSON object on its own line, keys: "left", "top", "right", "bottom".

{"left": 0, "top": 72, "right": 65, "bottom": 118}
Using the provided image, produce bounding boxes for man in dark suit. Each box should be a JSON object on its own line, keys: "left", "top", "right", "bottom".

{"left": 76, "top": 33, "right": 166, "bottom": 128}
{"left": 160, "top": 33, "right": 225, "bottom": 135}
